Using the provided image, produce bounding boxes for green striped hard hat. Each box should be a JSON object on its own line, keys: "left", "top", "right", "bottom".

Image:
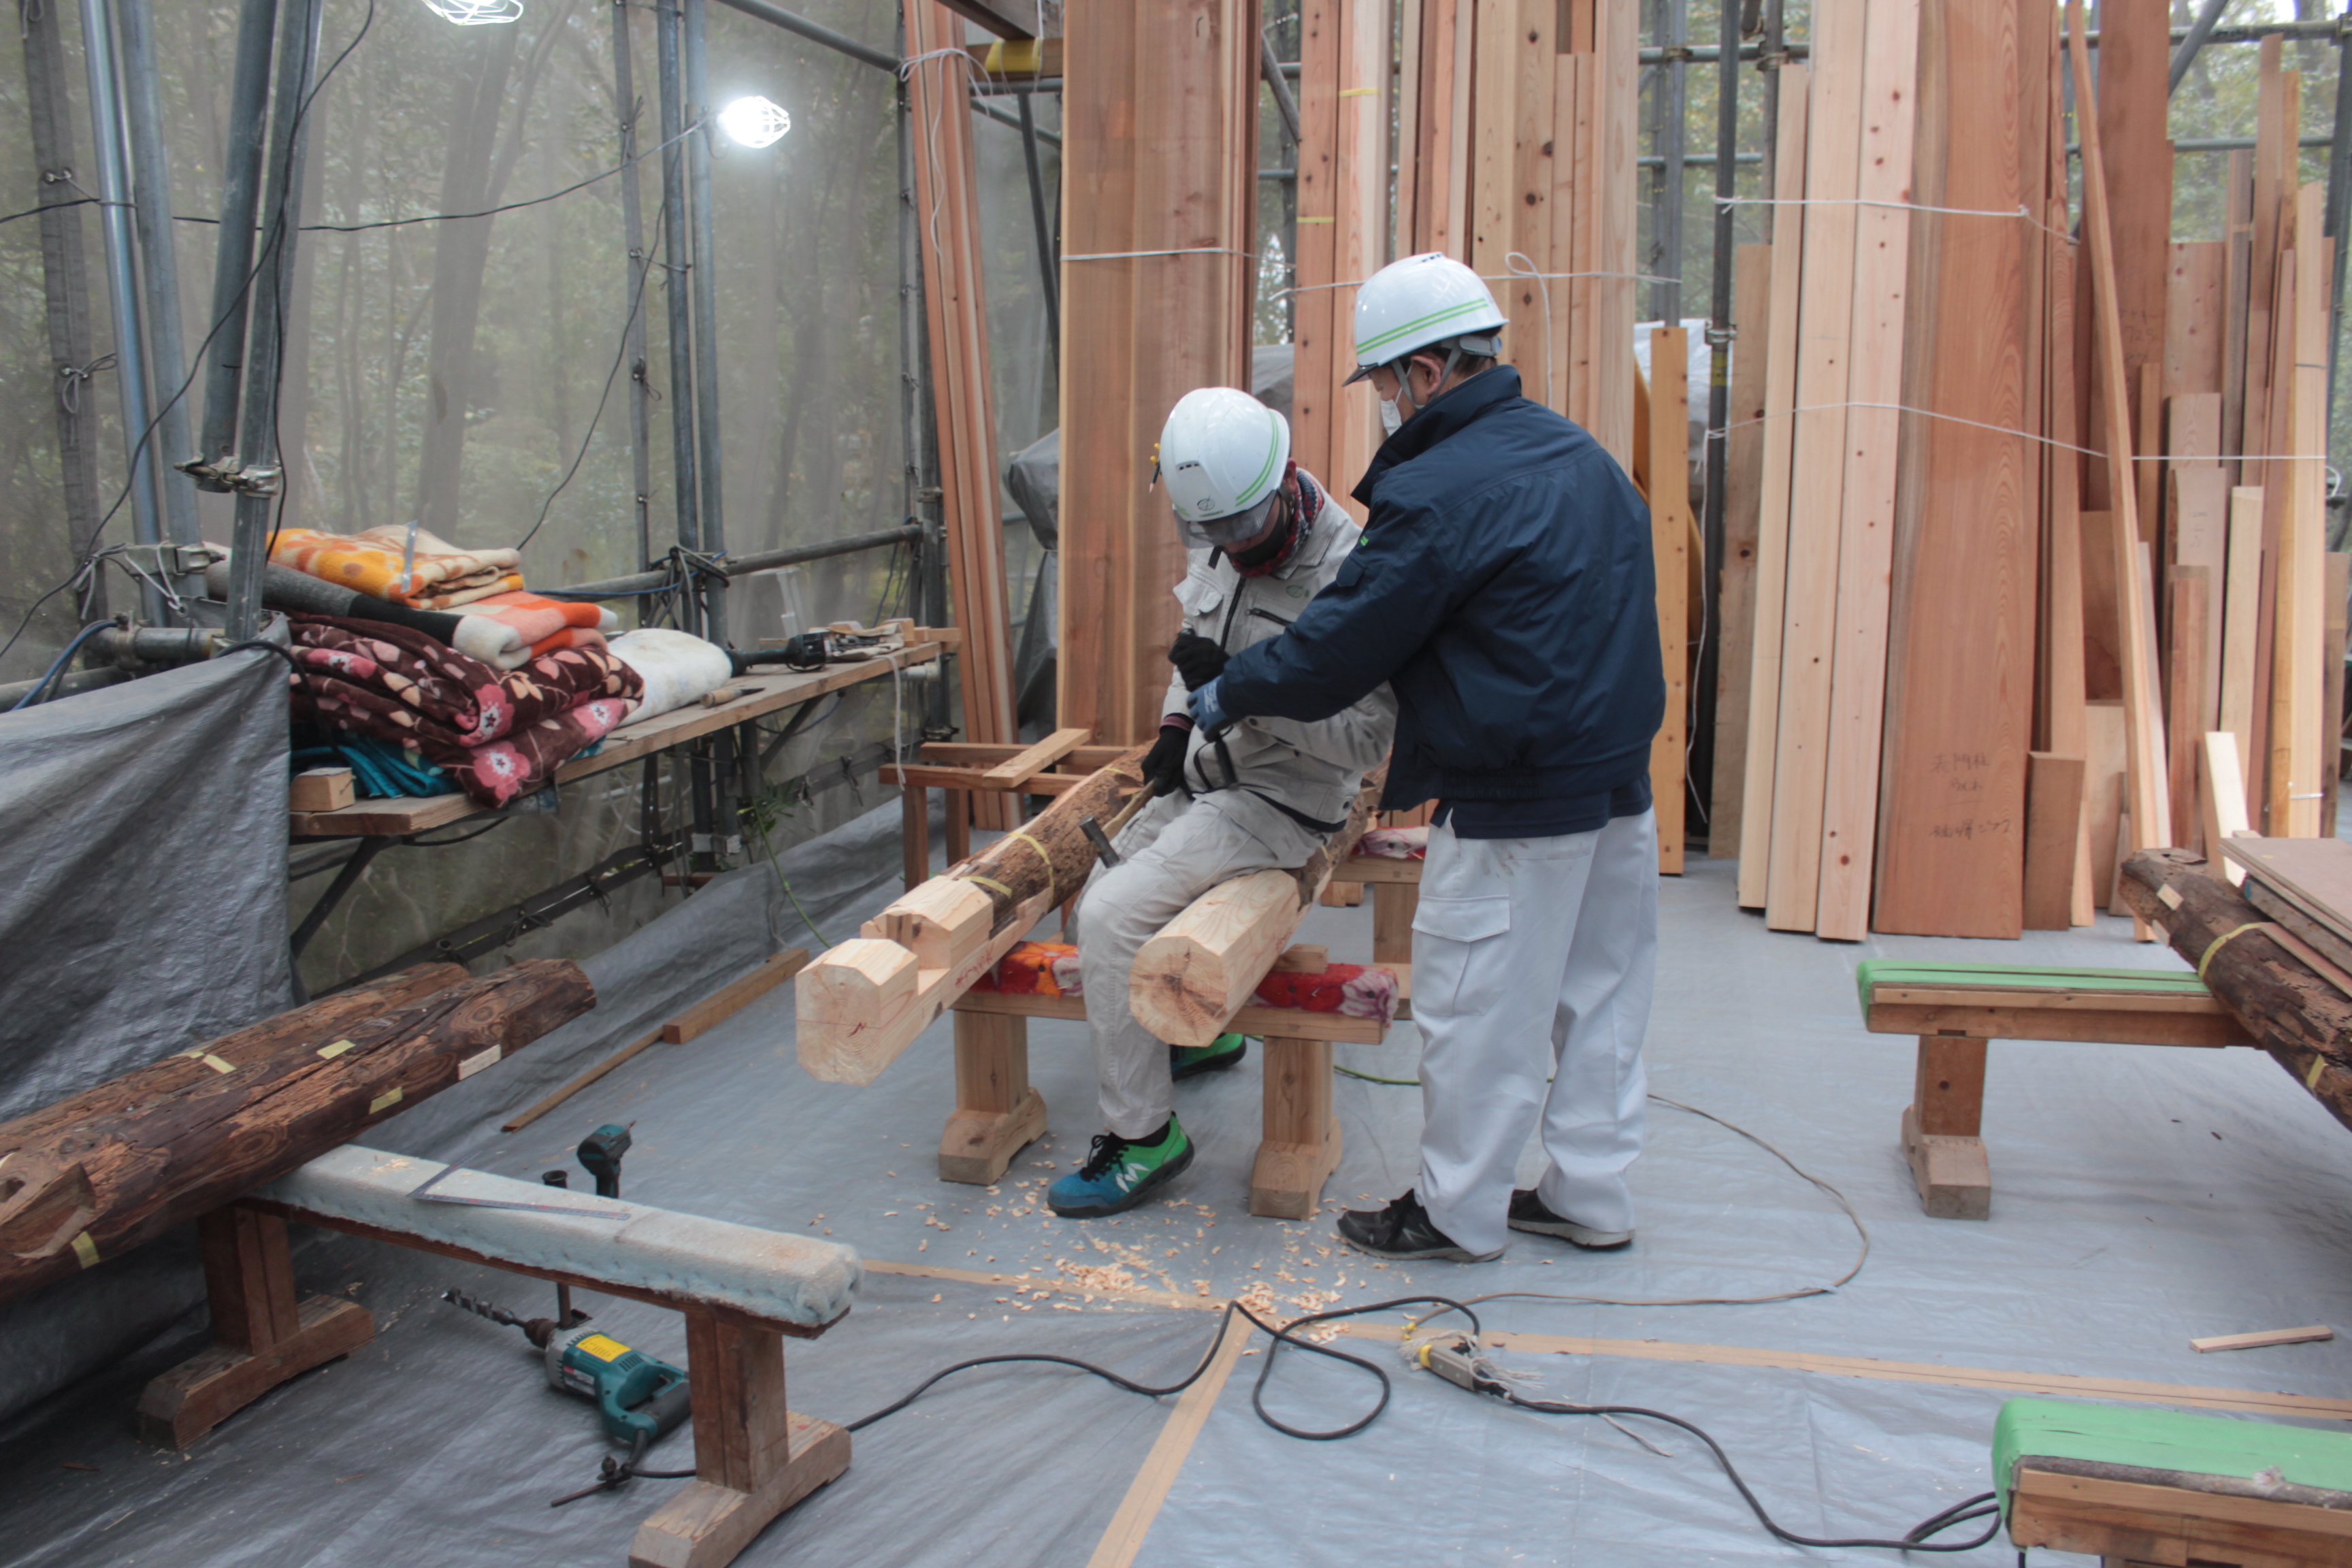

{"left": 1347, "top": 252, "right": 1507, "bottom": 383}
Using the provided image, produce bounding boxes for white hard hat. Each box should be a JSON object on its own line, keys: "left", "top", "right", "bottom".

{"left": 1347, "top": 252, "right": 1507, "bottom": 383}
{"left": 1158, "top": 387, "right": 1291, "bottom": 549}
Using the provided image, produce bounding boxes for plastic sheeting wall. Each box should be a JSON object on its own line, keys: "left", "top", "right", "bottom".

{"left": 0, "top": 648, "right": 293, "bottom": 1422}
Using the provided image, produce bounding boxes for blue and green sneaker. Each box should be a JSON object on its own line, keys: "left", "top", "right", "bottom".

{"left": 1169, "top": 1032, "right": 1250, "bottom": 1081}
{"left": 1047, "top": 1117, "right": 1195, "bottom": 1218}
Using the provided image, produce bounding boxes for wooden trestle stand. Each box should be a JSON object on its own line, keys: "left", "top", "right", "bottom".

{"left": 939, "top": 851, "right": 1420, "bottom": 1219}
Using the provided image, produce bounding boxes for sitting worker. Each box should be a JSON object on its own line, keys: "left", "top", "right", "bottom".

{"left": 1047, "top": 387, "right": 1396, "bottom": 1220}
{"left": 1190, "top": 253, "right": 1664, "bottom": 1262}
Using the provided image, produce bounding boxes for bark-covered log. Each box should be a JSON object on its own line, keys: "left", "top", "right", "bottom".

{"left": 945, "top": 742, "right": 1152, "bottom": 929}
{"left": 1130, "top": 768, "right": 1386, "bottom": 1045}
{"left": 0, "top": 960, "right": 593, "bottom": 1307}
{"left": 2119, "top": 849, "right": 2352, "bottom": 1133}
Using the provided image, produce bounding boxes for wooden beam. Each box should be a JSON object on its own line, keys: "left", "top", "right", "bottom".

{"left": 977, "top": 726, "right": 1090, "bottom": 789}
{"left": 1128, "top": 770, "right": 1382, "bottom": 1045}
{"left": 2068, "top": 0, "right": 2174, "bottom": 889}
{"left": 1735, "top": 65, "right": 1810, "bottom": 909}
{"left": 2044, "top": 222, "right": 2095, "bottom": 924}
{"left": 2272, "top": 182, "right": 2328, "bottom": 836}
{"left": 798, "top": 747, "right": 1149, "bottom": 1084}
{"left": 1765, "top": 0, "right": 1867, "bottom": 933}
{"left": 2166, "top": 567, "right": 2212, "bottom": 852}
{"left": 2219, "top": 485, "right": 2265, "bottom": 779}
{"left": 906, "top": 5, "right": 1018, "bottom": 820}
{"left": 936, "top": 0, "right": 1042, "bottom": 39}
{"left": 1648, "top": 324, "right": 1689, "bottom": 875}
{"left": 1708, "top": 244, "right": 1773, "bottom": 862}
{"left": 2200, "top": 732, "right": 2253, "bottom": 885}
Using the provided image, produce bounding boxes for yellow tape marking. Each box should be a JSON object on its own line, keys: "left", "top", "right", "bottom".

{"left": 964, "top": 875, "right": 1016, "bottom": 902}
{"left": 1296, "top": 216, "right": 1335, "bottom": 224}
{"left": 1006, "top": 830, "right": 1058, "bottom": 904}
{"left": 2198, "top": 922, "right": 2265, "bottom": 983}
{"left": 316, "top": 1039, "right": 356, "bottom": 1060}
{"left": 199, "top": 1054, "right": 235, "bottom": 1075}
{"left": 2310, "top": 1053, "right": 2330, "bottom": 1088}
{"left": 1339, "top": 86, "right": 1377, "bottom": 97}
{"left": 368, "top": 1087, "right": 403, "bottom": 1114}
{"left": 70, "top": 1232, "right": 98, "bottom": 1270}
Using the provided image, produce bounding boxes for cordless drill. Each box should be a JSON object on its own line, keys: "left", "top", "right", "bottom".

{"left": 441, "top": 1289, "right": 691, "bottom": 1449}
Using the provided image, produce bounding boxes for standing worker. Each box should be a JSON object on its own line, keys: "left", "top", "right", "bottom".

{"left": 1190, "top": 253, "right": 1665, "bottom": 1262}
{"left": 1046, "top": 388, "right": 1396, "bottom": 1221}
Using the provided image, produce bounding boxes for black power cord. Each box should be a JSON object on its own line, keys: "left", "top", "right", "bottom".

{"left": 549, "top": 1294, "right": 2004, "bottom": 1556}
{"left": 1494, "top": 1388, "right": 2002, "bottom": 1552}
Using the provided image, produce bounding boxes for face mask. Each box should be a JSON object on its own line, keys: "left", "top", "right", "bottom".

{"left": 1379, "top": 396, "right": 1405, "bottom": 436}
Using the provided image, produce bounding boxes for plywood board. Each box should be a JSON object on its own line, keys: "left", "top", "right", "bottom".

{"left": 1869, "top": 0, "right": 2025, "bottom": 939}
{"left": 2219, "top": 485, "right": 2264, "bottom": 780}
{"left": 2044, "top": 227, "right": 2095, "bottom": 926}
{"left": 2085, "top": 698, "right": 2127, "bottom": 902}
{"left": 2023, "top": 753, "right": 2086, "bottom": 932}
{"left": 2096, "top": 0, "right": 2172, "bottom": 468}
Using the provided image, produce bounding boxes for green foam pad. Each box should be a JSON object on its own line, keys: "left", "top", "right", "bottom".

{"left": 1993, "top": 1398, "right": 2352, "bottom": 1516}
{"left": 1855, "top": 961, "right": 2210, "bottom": 1013}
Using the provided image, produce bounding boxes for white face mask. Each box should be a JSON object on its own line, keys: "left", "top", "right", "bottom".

{"left": 1379, "top": 395, "right": 1405, "bottom": 436}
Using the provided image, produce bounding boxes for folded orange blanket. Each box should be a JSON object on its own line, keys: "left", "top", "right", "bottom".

{"left": 471, "top": 589, "right": 609, "bottom": 645}
{"left": 270, "top": 525, "right": 523, "bottom": 609}
{"left": 531, "top": 626, "right": 609, "bottom": 658}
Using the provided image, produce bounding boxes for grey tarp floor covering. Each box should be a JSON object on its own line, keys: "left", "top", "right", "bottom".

{"left": 8, "top": 798, "right": 2352, "bottom": 1567}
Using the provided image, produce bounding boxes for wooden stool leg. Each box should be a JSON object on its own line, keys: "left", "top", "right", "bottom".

{"left": 1373, "top": 881, "right": 1416, "bottom": 1015}
{"left": 135, "top": 1206, "right": 376, "bottom": 1448}
{"left": 939, "top": 1010, "right": 1047, "bottom": 1183}
{"left": 630, "top": 1307, "right": 850, "bottom": 1568}
{"left": 1250, "top": 1035, "right": 1343, "bottom": 1218}
{"left": 945, "top": 788, "right": 972, "bottom": 864}
{"left": 901, "top": 784, "right": 930, "bottom": 889}
{"left": 1320, "top": 881, "right": 1364, "bottom": 906}
{"left": 1902, "top": 1035, "right": 1991, "bottom": 1220}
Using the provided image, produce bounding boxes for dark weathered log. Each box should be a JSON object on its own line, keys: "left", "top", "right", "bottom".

{"left": 2119, "top": 849, "right": 2352, "bottom": 1133}
{"left": 0, "top": 965, "right": 465, "bottom": 1151}
{"left": 945, "top": 741, "right": 1152, "bottom": 929}
{"left": 0, "top": 960, "right": 593, "bottom": 1306}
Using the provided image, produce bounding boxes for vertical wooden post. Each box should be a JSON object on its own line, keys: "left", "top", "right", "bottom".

{"left": 629, "top": 1307, "right": 850, "bottom": 1568}
{"left": 900, "top": 784, "right": 929, "bottom": 890}
{"left": 1249, "top": 1035, "right": 1341, "bottom": 1219}
{"left": 1648, "top": 325, "right": 1689, "bottom": 875}
{"left": 938, "top": 1009, "right": 1047, "bottom": 1184}
{"left": 1902, "top": 1036, "right": 1991, "bottom": 1220}
{"left": 135, "top": 1207, "right": 376, "bottom": 1449}
{"left": 944, "top": 789, "right": 972, "bottom": 866}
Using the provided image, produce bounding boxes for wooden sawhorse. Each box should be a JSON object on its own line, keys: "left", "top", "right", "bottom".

{"left": 1324, "top": 851, "right": 1421, "bottom": 992}
{"left": 137, "top": 1147, "right": 860, "bottom": 1568}
{"left": 1858, "top": 962, "right": 2254, "bottom": 1220}
{"left": 944, "top": 960, "right": 1396, "bottom": 1218}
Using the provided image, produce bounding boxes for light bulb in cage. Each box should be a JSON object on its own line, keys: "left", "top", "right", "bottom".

{"left": 718, "top": 97, "right": 792, "bottom": 149}
{"left": 419, "top": 0, "right": 524, "bottom": 23}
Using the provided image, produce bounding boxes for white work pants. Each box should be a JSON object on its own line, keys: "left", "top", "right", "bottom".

{"left": 1412, "top": 809, "right": 1659, "bottom": 1255}
{"left": 1071, "top": 794, "right": 1296, "bottom": 1139}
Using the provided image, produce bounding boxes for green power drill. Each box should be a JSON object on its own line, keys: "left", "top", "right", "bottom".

{"left": 441, "top": 1289, "right": 691, "bottom": 1450}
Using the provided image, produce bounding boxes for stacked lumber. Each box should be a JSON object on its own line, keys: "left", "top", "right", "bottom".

{"left": 1287, "top": 0, "right": 1388, "bottom": 519}
{"left": 0, "top": 962, "right": 593, "bottom": 1306}
{"left": 1384, "top": 0, "right": 1638, "bottom": 470}
{"left": 905, "top": 3, "right": 1019, "bottom": 827}
{"left": 1722, "top": 0, "right": 2340, "bottom": 940}
{"left": 1056, "top": 1, "right": 1258, "bottom": 745}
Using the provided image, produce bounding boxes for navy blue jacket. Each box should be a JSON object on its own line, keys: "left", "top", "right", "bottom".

{"left": 1215, "top": 366, "right": 1664, "bottom": 815}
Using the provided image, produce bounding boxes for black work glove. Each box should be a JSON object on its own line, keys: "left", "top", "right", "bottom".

{"left": 1169, "top": 630, "right": 1229, "bottom": 691}
{"left": 1142, "top": 719, "right": 1192, "bottom": 796}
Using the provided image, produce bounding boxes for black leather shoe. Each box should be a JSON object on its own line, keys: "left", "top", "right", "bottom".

{"left": 1336, "top": 1190, "right": 1503, "bottom": 1262}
